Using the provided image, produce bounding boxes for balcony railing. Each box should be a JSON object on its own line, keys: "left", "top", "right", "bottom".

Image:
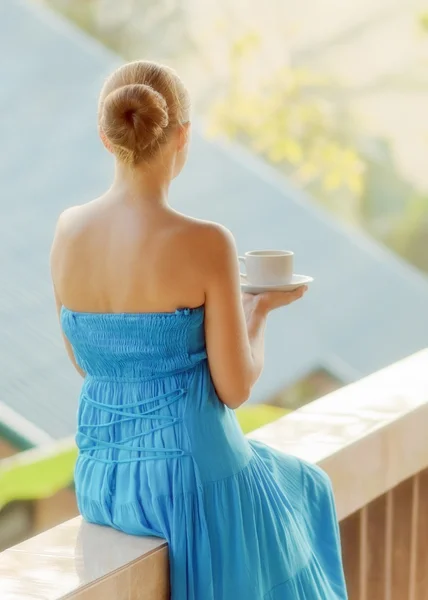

{"left": 0, "top": 349, "right": 427, "bottom": 600}
{"left": 250, "top": 348, "right": 428, "bottom": 599}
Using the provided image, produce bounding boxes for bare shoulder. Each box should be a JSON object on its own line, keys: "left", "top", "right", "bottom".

{"left": 50, "top": 202, "right": 100, "bottom": 274}
{"left": 52, "top": 200, "right": 106, "bottom": 259}
{"left": 168, "top": 217, "right": 238, "bottom": 290}
{"left": 53, "top": 202, "right": 94, "bottom": 239}
{"left": 197, "top": 220, "right": 235, "bottom": 245}
{"left": 176, "top": 216, "right": 237, "bottom": 260}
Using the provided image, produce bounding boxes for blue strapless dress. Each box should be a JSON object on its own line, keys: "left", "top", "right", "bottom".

{"left": 61, "top": 305, "right": 347, "bottom": 599}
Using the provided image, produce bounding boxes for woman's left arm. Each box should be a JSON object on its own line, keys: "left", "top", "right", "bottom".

{"left": 50, "top": 214, "right": 86, "bottom": 378}
{"left": 52, "top": 283, "right": 85, "bottom": 378}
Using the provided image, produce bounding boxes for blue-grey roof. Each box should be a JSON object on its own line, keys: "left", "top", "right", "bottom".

{"left": 1, "top": 0, "right": 428, "bottom": 441}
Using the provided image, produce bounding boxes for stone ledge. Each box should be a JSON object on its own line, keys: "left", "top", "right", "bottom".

{"left": 250, "top": 349, "right": 428, "bottom": 520}
{"left": 0, "top": 518, "right": 169, "bottom": 600}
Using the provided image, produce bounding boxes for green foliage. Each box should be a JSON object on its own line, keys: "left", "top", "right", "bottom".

{"left": 236, "top": 405, "right": 289, "bottom": 434}
{"left": 418, "top": 12, "right": 428, "bottom": 33}
{"left": 211, "top": 33, "right": 365, "bottom": 224}
{"left": 211, "top": 33, "right": 428, "bottom": 274}
{"left": 44, "top": 0, "right": 193, "bottom": 60}
{"left": 40, "top": 7, "right": 428, "bottom": 274}
{"left": 0, "top": 440, "right": 76, "bottom": 509}
{"left": 46, "top": 0, "right": 98, "bottom": 35}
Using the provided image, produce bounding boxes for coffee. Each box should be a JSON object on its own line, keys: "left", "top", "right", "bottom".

{"left": 239, "top": 250, "right": 293, "bottom": 286}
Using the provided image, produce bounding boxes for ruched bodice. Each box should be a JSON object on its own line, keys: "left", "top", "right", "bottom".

{"left": 61, "top": 305, "right": 207, "bottom": 380}
{"left": 61, "top": 306, "right": 347, "bottom": 600}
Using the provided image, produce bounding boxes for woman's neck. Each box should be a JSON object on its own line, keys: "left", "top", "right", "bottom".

{"left": 109, "top": 159, "right": 172, "bottom": 210}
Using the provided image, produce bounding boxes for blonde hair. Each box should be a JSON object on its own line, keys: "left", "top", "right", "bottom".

{"left": 98, "top": 61, "right": 190, "bottom": 165}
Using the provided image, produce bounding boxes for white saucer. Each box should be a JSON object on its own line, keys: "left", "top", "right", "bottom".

{"left": 240, "top": 274, "right": 314, "bottom": 294}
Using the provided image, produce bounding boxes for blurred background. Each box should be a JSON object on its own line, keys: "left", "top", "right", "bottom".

{"left": 1, "top": 0, "right": 427, "bottom": 551}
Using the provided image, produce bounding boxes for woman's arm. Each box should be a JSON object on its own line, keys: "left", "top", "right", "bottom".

{"left": 203, "top": 224, "right": 306, "bottom": 409}
{"left": 50, "top": 214, "right": 86, "bottom": 378}
{"left": 52, "top": 282, "right": 86, "bottom": 378}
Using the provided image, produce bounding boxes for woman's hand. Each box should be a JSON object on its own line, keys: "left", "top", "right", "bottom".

{"left": 242, "top": 285, "right": 308, "bottom": 317}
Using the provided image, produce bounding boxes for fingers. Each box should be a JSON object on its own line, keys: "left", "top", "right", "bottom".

{"left": 259, "top": 285, "right": 308, "bottom": 311}
{"left": 276, "top": 287, "right": 305, "bottom": 306}
{"left": 292, "top": 285, "right": 308, "bottom": 300}
{"left": 276, "top": 285, "right": 308, "bottom": 303}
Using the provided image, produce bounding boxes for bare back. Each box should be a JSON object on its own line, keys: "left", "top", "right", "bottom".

{"left": 51, "top": 194, "right": 210, "bottom": 314}
{"left": 51, "top": 190, "right": 304, "bottom": 407}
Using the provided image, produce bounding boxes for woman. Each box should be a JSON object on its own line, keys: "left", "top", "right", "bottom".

{"left": 50, "top": 60, "right": 347, "bottom": 599}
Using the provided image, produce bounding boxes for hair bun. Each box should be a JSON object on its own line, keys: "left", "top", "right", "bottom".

{"left": 102, "top": 83, "right": 169, "bottom": 154}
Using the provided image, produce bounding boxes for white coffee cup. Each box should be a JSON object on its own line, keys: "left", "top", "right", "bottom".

{"left": 239, "top": 250, "right": 294, "bottom": 286}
